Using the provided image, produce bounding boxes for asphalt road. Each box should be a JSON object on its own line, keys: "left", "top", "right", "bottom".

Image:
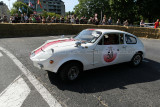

{"left": 0, "top": 36, "right": 160, "bottom": 107}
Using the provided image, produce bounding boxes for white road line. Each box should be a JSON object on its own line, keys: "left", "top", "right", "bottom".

{"left": 0, "top": 76, "right": 30, "bottom": 107}
{"left": 0, "top": 47, "right": 62, "bottom": 107}
{"left": 0, "top": 52, "right": 3, "bottom": 57}
{"left": 143, "top": 60, "right": 149, "bottom": 63}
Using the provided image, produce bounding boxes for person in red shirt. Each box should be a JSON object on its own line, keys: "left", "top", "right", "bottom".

{"left": 154, "top": 19, "right": 159, "bottom": 28}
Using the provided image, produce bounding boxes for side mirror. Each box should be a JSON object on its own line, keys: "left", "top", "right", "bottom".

{"left": 75, "top": 41, "right": 81, "bottom": 47}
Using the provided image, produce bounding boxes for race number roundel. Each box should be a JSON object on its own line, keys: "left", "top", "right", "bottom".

{"left": 103, "top": 46, "right": 118, "bottom": 63}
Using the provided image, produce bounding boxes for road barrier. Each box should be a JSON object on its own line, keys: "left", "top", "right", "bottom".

{"left": 0, "top": 23, "right": 160, "bottom": 39}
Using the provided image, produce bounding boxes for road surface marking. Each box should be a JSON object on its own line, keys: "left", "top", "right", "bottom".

{"left": 0, "top": 52, "right": 3, "bottom": 57}
{"left": 143, "top": 60, "right": 149, "bottom": 63}
{"left": 0, "top": 76, "right": 30, "bottom": 107}
{"left": 0, "top": 47, "right": 62, "bottom": 107}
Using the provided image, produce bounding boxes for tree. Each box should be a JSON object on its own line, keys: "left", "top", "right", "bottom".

{"left": 65, "top": 11, "right": 75, "bottom": 16}
{"left": 74, "top": 0, "right": 110, "bottom": 19}
{"left": 74, "top": 0, "right": 160, "bottom": 24}
{"left": 10, "top": 1, "right": 33, "bottom": 16}
{"left": 136, "top": 0, "right": 160, "bottom": 22}
{"left": 41, "top": 11, "right": 61, "bottom": 18}
{"left": 109, "top": 0, "right": 140, "bottom": 24}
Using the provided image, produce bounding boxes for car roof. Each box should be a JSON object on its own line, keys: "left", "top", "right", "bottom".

{"left": 87, "top": 29, "right": 136, "bottom": 37}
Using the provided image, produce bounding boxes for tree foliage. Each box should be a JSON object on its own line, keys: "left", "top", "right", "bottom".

{"left": 65, "top": 11, "right": 75, "bottom": 16}
{"left": 10, "top": 1, "right": 33, "bottom": 16}
{"left": 74, "top": 0, "right": 109, "bottom": 19}
{"left": 74, "top": 0, "right": 160, "bottom": 23}
{"left": 136, "top": 0, "right": 160, "bottom": 22}
{"left": 40, "top": 11, "right": 61, "bottom": 18}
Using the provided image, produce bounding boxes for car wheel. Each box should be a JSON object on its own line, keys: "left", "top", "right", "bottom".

{"left": 131, "top": 54, "right": 142, "bottom": 66}
{"left": 59, "top": 63, "right": 81, "bottom": 82}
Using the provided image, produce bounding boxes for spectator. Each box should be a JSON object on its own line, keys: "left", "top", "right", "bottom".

{"left": 24, "top": 13, "right": 28, "bottom": 23}
{"left": 108, "top": 17, "right": 112, "bottom": 25}
{"left": 36, "top": 15, "right": 42, "bottom": 23}
{"left": 11, "top": 14, "right": 15, "bottom": 23}
{"left": 66, "top": 17, "right": 70, "bottom": 23}
{"left": 67, "top": 15, "right": 71, "bottom": 23}
{"left": 102, "top": 15, "right": 107, "bottom": 25}
{"left": 3, "top": 15, "right": 8, "bottom": 23}
{"left": 9, "top": 16, "right": 13, "bottom": 23}
{"left": 42, "top": 16, "right": 46, "bottom": 23}
{"left": 88, "top": 17, "right": 93, "bottom": 24}
{"left": 116, "top": 19, "right": 121, "bottom": 25}
{"left": 80, "top": 17, "right": 84, "bottom": 24}
{"left": 51, "top": 16, "right": 55, "bottom": 23}
{"left": 20, "top": 14, "right": 25, "bottom": 23}
{"left": 154, "top": 19, "right": 159, "bottom": 28}
{"left": 46, "top": 16, "right": 51, "bottom": 23}
{"left": 28, "top": 14, "right": 33, "bottom": 23}
{"left": 32, "top": 15, "right": 36, "bottom": 23}
{"left": 70, "top": 15, "right": 75, "bottom": 24}
{"left": 54, "top": 16, "right": 58, "bottom": 23}
{"left": 123, "top": 20, "right": 129, "bottom": 26}
{"left": 93, "top": 13, "right": 99, "bottom": 25}
{"left": 60, "top": 16, "right": 64, "bottom": 23}
{"left": 140, "top": 20, "right": 145, "bottom": 27}
{"left": 14, "top": 13, "right": 20, "bottom": 23}
{"left": 75, "top": 17, "right": 79, "bottom": 24}
{"left": 55, "top": 17, "right": 60, "bottom": 23}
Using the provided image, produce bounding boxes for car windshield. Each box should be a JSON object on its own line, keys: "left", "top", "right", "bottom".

{"left": 74, "top": 30, "right": 102, "bottom": 43}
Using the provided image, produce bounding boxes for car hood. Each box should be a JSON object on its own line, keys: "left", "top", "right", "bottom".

{"left": 33, "top": 38, "right": 77, "bottom": 55}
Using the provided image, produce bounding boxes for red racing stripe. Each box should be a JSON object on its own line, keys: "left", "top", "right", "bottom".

{"left": 34, "top": 39, "right": 74, "bottom": 55}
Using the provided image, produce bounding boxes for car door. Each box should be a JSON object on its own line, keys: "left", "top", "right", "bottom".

{"left": 93, "top": 33, "right": 128, "bottom": 68}
{"left": 124, "top": 34, "right": 137, "bottom": 61}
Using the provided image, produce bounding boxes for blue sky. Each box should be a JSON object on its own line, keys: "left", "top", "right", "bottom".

{"left": 1, "top": 0, "right": 79, "bottom": 12}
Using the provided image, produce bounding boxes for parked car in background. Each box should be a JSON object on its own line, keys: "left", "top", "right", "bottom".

{"left": 144, "top": 23, "right": 155, "bottom": 28}
{"left": 30, "top": 29, "right": 145, "bottom": 82}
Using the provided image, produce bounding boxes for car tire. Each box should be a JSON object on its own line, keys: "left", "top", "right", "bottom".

{"left": 130, "top": 53, "right": 142, "bottom": 66}
{"left": 59, "top": 63, "right": 82, "bottom": 82}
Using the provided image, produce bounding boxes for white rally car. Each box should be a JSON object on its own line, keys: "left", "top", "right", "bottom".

{"left": 30, "top": 29, "right": 145, "bottom": 82}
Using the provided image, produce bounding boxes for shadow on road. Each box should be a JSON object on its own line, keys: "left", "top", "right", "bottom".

{"left": 48, "top": 59, "right": 160, "bottom": 93}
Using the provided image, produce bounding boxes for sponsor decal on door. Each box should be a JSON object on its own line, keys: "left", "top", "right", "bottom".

{"left": 103, "top": 46, "right": 118, "bottom": 63}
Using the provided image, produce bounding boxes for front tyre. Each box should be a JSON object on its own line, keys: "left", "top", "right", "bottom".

{"left": 131, "top": 54, "right": 142, "bottom": 66}
{"left": 59, "top": 63, "right": 81, "bottom": 82}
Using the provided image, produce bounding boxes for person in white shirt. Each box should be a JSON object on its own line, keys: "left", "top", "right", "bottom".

{"left": 24, "top": 13, "right": 28, "bottom": 23}
{"left": 70, "top": 15, "right": 75, "bottom": 24}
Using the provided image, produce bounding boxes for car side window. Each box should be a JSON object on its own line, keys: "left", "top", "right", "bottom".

{"left": 125, "top": 34, "right": 137, "bottom": 44}
{"left": 98, "top": 33, "right": 122, "bottom": 45}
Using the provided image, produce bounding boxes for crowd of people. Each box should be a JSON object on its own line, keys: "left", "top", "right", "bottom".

{"left": 0, "top": 13, "right": 131, "bottom": 26}
{"left": 0, "top": 13, "right": 159, "bottom": 28}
